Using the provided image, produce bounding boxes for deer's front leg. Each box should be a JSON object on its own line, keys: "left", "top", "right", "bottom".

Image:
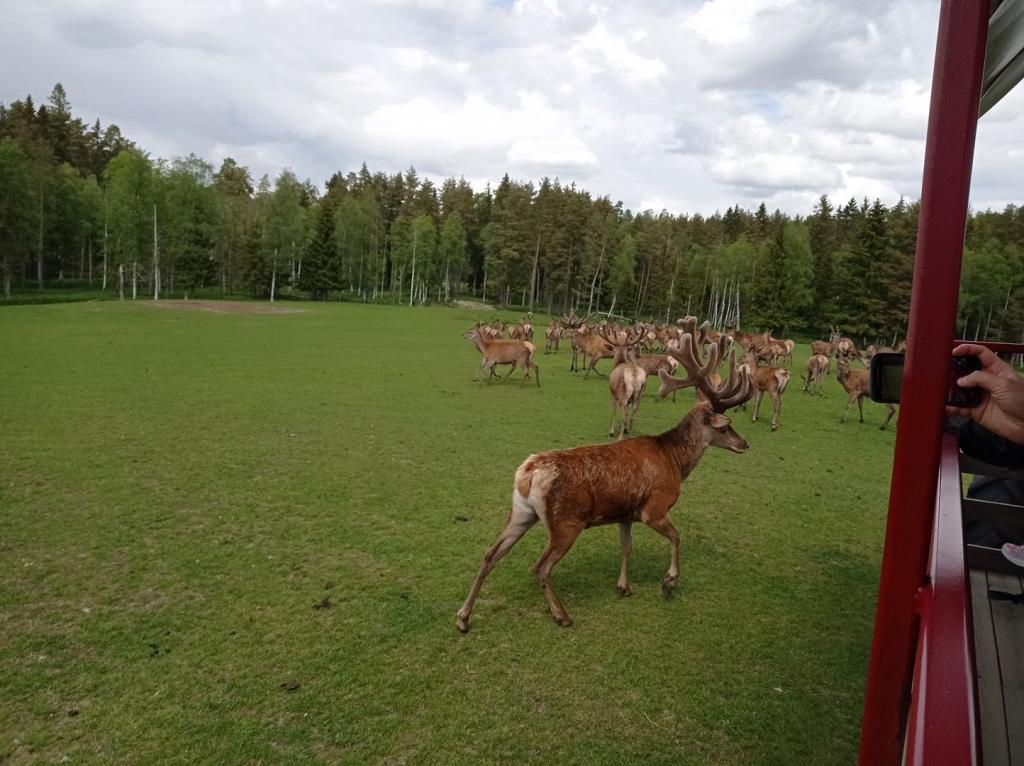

{"left": 644, "top": 511, "right": 680, "bottom": 596}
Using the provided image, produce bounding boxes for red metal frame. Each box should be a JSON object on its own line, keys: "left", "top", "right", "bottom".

{"left": 954, "top": 340, "right": 1024, "bottom": 355}
{"left": 903, "top": 435, "right": 978, "bottom": 766}
{"left": 858, "top": 2, "right": 989, "bottom": 763}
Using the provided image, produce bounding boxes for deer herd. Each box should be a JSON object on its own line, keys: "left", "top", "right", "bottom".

{"left": 457, "top": 313, "right": 901, "bottom": 632}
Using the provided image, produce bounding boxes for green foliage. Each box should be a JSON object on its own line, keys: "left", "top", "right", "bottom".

{"left": 105, "top": 149, "right": 154, "bottom": 269}
{"left": 2, "top": 84, "right": 1023, "bottom": 336}
{"left": 0, "top": 139, "right": 34, "bottom": 295}
{"left": 300, "top": 199, "right": 339, "bottom": 300}
{"left": 158, "top": 155, "right": 217, "bottom": 296}
{"left": 752, "top": 223, "right": 813, "bottom": 331}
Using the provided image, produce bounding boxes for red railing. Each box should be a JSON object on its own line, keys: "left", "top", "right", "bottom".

{"left": 903, "top": 434, "right": 978, "bottom": 765}
{"left": 954, "top": 341, "right": 1024, "bottom": 355}
{"left": 857, "top": 2, "right": 989, "bottom": 762}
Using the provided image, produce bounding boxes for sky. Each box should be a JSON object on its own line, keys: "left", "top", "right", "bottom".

{"left": 2, "top": 0, "right": 1022, "bottom": 216}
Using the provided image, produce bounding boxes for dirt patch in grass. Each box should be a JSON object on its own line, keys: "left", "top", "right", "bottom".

{"left": 147, "top": 300, "right": 304, "bottom": 314}
{"left": 451, "top": 299, "right": 494, "bottom": 311}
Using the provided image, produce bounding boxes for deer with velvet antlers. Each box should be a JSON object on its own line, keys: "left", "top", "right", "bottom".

{"left": 596, "top": 323, "right": 649, "bottom": 440}
{"left": 456, "top": 323, "right": 752, "bottom": 632}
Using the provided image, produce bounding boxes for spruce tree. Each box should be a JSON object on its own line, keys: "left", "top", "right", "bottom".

{"left": 301, "top": 200, "right": 339, "bottom": 300}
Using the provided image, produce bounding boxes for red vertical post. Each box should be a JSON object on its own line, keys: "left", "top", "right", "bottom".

{"left": 858, "top": 2, "right": 988, "bottom": 764}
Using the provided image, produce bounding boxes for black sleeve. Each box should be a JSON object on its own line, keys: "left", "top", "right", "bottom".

{"left": 946, "top": 417, "right": 1024, "bottom": 470}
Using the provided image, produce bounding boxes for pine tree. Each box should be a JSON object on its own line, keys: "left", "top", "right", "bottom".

{"left": 301, "top": 199, "right": 339, "bottom": 300}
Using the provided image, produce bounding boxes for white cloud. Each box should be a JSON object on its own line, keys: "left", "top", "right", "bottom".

{"left": 0, "top": 0, "right": 1021, "bottom": 215}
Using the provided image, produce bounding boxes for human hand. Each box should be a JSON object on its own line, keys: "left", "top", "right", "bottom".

{"left": 946, "top": 344, "right": 1024, "bottom": 445}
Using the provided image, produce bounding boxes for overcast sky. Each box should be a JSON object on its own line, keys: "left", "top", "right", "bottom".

{"left": 2, "top": 0, "right": 1022, "bottom": 215}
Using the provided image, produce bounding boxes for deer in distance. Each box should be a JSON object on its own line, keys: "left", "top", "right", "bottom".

{"left": 576, "top": 324, "right": 617, "bottom": 378}
{"left": 510, "top": 315, "right": 534, "bottom": 342}
{"left": 837, "top": 357, "right": 896, "bottom": 429}
{"left": 596, "top": 323, "right": 649, "bottom": 440}
{"left": 463, "top": 323, "right": 540, "bottom": 386}
{"left": 738, "top": 351, "right": 791, "bottom": 431}
{"left": 544, "top": 319, "right": 561, "bottom": 354}
{"left": 455, "top": 325, "right": 753, "bottom": 632}
{"left": 802, "top": 354, "right": 830, "bottom": 395}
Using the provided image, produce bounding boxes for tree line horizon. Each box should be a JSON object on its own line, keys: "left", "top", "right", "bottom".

{"left": 1, "top": 84, "right": 1022, "bottom": 342}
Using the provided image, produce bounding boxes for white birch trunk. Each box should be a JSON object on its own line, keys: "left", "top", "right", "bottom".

{"left": 102, "top": 219, "right": 108, "bottom": 290}
{"left": 409, "top": 226, "right": 417, "bottom": 307}
{"left": 152, "top": 205, "right": 160, "bottom": 300}
{"left": 132, "top": 261, "right": 138, "bottom": 300}
{"left": 118, "top": 263, "right": 125, "bottom": 300}
{"left": 270, "top": 248, "right": 278, "bottom": 302}
{"left": 37, "top": 189, "right": 45, "bottom": 290}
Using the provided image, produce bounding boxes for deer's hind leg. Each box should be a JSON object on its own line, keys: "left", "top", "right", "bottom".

{"left": 456, "top": 499, "right": 539, "bottom": 633}
{"left": 535, "top": 521, "right": 585, "bottom": 627}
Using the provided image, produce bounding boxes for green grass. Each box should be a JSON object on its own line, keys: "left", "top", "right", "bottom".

{"left": 0, "top": 300, "right": 897, "bottom": 765}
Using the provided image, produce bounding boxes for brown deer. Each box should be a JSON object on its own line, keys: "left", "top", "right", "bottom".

{"left": 738, "top": 352, "right": 791, "bottom": 431}
{"left": 831, "top": 326, "right": 858, "bottom": 360}
{"left": 811, "top": 339, "right": 834, "bottom": 358}
{"left": 772, "top": 337, "right": 795, "bottom": 367}
{"left": 455, "top": 329, "right": 752, "bottom": 632}
{"left": 482, "top": 319, "right": 506, "bottom": 340}
{"left": 463, "top": 324, "right": 540, "bottom": 386}
{"left": 510, "top": 315, "right": 534, "bottom": 342}
{"left": 578, "top": 324, "right": 616, "bottom": 378}
{"left": 562, "top": 313, "right": 592, "bottom": 372}
{"left": 544, "top": 319, "right": 561, "bottom": 354}
{"left": 837, "top": 358, "right": 896, "bottom": 429}
{"left": 597, "top": 324, "right": 648, "bottom": 440}
{"left": 802, "top": 354, "right": 830, "bottom": 395}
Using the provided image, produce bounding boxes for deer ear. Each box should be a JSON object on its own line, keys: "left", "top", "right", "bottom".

{"left": 709, "top": 414, "right": 731, "bottom": 429}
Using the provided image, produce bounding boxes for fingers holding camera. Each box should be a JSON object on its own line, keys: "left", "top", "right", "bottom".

{"left": 953, "top": 365, "right": 1024, "bottom": 445}
{"left": 953, "top": 343, "right": 1014, "bottom": 376}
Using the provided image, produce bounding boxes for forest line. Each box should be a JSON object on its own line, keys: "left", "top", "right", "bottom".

{"left": 1, "top": 84, "right": 1022, "bottom": 343}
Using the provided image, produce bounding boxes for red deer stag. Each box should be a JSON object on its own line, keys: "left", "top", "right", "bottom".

{"left": 837, "top": 358, "right": 896, "bottom": 429}
{"left": 455, "top": 330, "right": 752, "bottom": 631}
{"left": 463, "top": 324, "right": 540, "bottom": 386}
{"left": 597, "top": 324, "right": 649, "bottom": 440}
{"left": 831, "top": 326, "right": 858, "bottom": 360}
{"left": 802, "top": 354, "right": 829, "bottom": 395}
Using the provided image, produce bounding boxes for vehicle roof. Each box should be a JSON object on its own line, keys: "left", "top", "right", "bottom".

{"left": 981, "top": 0, "right": 1024, "bottom": 115}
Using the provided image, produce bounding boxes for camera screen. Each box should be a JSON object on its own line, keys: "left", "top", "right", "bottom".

{"left": 876, "top": 360, "right": 903, "bottom": 402}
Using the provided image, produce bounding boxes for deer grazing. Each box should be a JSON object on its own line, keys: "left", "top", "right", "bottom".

{"left": 455, "top": 327, "right": 753, "bottom": 632}
{"left": 837, "top": 358, "right": 896, "bottom": 429}
{"left": 463, "top": 324, "right": 540, "bottom": 386}
{"left": 802, "top": 354, "right": 830, "bottom": 395}
{"left": 597, "top": 324, "right": 648, "bottom": 440}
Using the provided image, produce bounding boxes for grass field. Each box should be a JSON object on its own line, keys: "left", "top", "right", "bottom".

{"left": 0, "top": 300, "right": 898, "bottom": 765}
